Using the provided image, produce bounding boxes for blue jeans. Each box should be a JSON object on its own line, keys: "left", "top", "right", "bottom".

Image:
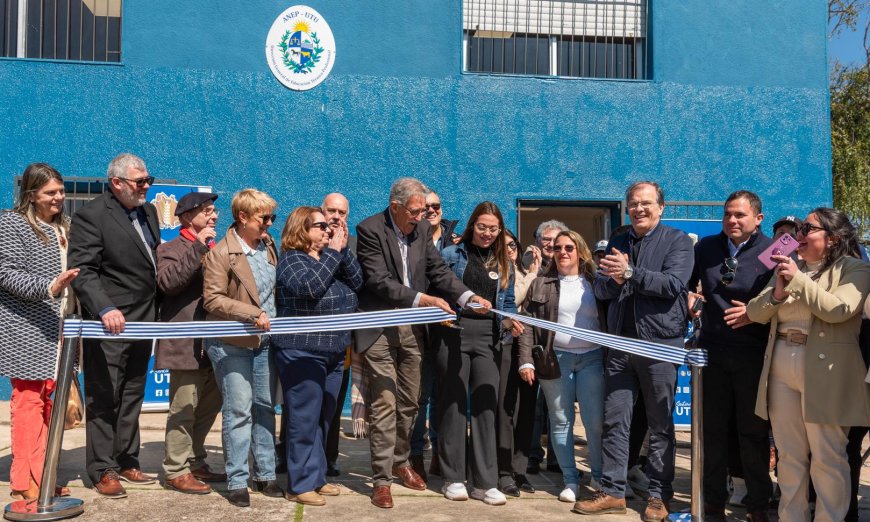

{"left": 538, "top": 349, "right": 605, "bottom": 485}
{"left": 207, "top": 340, "right": 277, "bottom": 491}
{"left": 410, "top": 348, "right": 438, "bottom": 456}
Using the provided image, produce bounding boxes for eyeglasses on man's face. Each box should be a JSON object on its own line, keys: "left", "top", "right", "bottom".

{"left": 115, "top": 175, "right": 155, "bottom": 188}
{"left": 400, "top": 203, "right": 426, "bottom": 217}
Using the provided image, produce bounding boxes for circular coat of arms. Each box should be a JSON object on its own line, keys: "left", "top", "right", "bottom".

{"left": 265, "top": 5, "right": 336, "bottom": 91}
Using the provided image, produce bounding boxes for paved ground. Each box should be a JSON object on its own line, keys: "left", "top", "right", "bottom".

{"left": 0, "top": 403, "right": 867, "bottom": 521}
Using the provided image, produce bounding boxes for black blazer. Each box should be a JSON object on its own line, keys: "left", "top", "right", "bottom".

{"left": 355, "top": 209, "right": 469, "bottom": 352}
{"left": 69, "top": 192, "right": 160, "bottom": 322}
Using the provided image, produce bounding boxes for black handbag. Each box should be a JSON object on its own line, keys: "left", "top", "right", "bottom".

{"left": 532, "top": 343, "right": 561, "bottom": 380}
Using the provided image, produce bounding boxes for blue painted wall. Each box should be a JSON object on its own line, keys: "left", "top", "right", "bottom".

{"left": 0, "top": 0, "right": 831, "bottom": 237}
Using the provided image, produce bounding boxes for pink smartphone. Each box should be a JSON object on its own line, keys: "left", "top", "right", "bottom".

{"left": 758, "top": 233, "right": 798, "bottom": 270}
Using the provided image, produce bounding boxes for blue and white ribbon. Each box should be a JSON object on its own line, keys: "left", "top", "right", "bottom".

{"left": 472, "top": 304, "right": 707, "bottom": 367}
{"left": 62, "top": 307, "right": 456, "bottom": 340}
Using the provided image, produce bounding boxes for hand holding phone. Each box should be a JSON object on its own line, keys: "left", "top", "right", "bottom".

{"left": 758, "top": 233, "right": 798, "bottom": 270}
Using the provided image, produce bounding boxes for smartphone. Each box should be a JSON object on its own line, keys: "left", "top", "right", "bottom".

{"left": 757, "top": 233, "right": 799, "bottom": 270}
{"left": 521, "top": 250, "right": 536, "bottom": 271}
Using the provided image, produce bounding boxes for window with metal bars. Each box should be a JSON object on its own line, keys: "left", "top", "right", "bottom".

{"left": 463, "top": 0, "right": 649, "bottom": 80}
{"left": 0, "top": 0, "right": 121, "bottom": 62}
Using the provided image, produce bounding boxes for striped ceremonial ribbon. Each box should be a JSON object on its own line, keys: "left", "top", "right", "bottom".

{"left": 62, "top": 307, "right": 456, "bottom": 340}
{"left": 469, "top": 304, "right": 708, "bottom": 367}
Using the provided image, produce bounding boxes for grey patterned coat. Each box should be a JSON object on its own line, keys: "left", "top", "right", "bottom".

{"left": 0, "top": 211, "right": 64, "bottom": 380}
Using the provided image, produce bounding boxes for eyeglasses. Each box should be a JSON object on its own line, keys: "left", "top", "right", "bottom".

{"left": 425, "top": 203, "right": 441, "bottom": 211}
{"left": 798, "top": 222, "right": 827, "bottom": 236}
{"left": 627, "top": 201, "right": 657, "bottom": 211}
{"left": 506, "top": 241, "right": 517, "bottom": 250}
{"left": 721, "top": 257, "right": 738, "bottom": 285}
{"left": 474, "top": 223, "right": 501, "bottom": 234}
{"left": 258, "top": 214, "right": 277, "bottom": 223}
{"left": 553, "top": 244, "right": 576, "bottom": 253}
{"left": 115, "top": 176, "right": 155, "bottom": 188}
{"left": 310, "top": 221, "right": 329, "bottom": 231}
{"left": 199, "top": 207, "right": 218, "bottom": 217}
{"left": 400, "top": 204, "right": 426, "bottom": 217}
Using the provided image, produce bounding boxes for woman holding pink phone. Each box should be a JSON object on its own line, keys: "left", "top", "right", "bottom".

{"left": 747, "top": 207, "right": 870, "bottom": 521}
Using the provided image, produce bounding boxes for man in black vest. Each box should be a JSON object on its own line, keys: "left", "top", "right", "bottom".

{"left": 689, "top": 190, "right": 773, "bottom": 522}
{"left": 69, "top": 153, "right": 160, "bottom": 498}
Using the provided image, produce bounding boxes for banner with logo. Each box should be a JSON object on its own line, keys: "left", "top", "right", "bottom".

{"left": 142, "top": 184, "right": 212, "bottom": 412}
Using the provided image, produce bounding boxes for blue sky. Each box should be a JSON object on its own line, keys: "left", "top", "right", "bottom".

{"left": 829, "top": 12, "right": 868, "bottom": 67}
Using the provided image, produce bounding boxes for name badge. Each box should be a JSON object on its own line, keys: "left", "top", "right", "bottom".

{"left": 488, "top": 271, "right": 499, "bottom": 280}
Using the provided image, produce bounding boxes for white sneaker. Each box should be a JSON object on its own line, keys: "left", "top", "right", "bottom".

{"left": 470, "top": 487, "right": 507, "bottom": 506}
{"left": 728, "top": 476, "right": 747, "bottom": 507}
{"left": 627, "top": 464, "right": 650, "bottom": 496}
{"left": 558, "top": 484, "right": 579, "bottom": 503}
{"left": 442, "top": 482, "right": 468, "bottom": 501}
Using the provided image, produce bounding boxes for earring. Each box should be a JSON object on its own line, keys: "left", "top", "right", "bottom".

{"left": 243, "top": 222, "right": 247, "bottom": 230}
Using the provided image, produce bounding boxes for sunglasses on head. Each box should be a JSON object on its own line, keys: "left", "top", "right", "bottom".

{"left": 720, "top": 257, "right": 738, "bottom": 285}
{"left": 553, "top": 244, "right": 575, "bottom": 253}
{"left": 310, "top": 221, "right": 329, "bottom": 231}
{"left": 798, "top": 222, "right": 826, "bottom": 236}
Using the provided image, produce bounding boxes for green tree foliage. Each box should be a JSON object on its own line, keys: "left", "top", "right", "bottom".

{"left": 829, "top": 1, "right": 870, "bottom": 235}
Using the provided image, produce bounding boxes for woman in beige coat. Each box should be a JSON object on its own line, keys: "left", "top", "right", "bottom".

{"left": 747, "top": 207, "right": 870, "bottom": 522}
{"left": 202, "top": 189, "right": 281, "bottom": 507}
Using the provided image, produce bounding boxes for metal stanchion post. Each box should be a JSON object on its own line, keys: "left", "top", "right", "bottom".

{"left": 690, "top": 365, "right": 704, "bottom": 522}
{"left": 5, "top": 316, "right": 84, "bottom": 521}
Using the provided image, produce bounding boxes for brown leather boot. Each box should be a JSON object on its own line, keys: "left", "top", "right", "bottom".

{"left": 408, "top": 454, "right": 427, "bottom": 483}
{"left": 643, "top": 497, "right": 670, "bottom": 522}
{"left": 164, "top": 473, "right": 211, "bottom": 495}
{"left": 572, "top": 490, "right": 627, "bottom": 515}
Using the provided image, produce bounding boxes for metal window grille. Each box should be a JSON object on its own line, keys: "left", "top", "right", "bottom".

{"left": 0, "top": 0, "right": 122, "bottom": 62}
{"left": 463, "top": 0, "right": 648, "bottom": 79}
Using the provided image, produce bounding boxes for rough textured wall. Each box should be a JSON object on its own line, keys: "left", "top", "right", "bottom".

{"left": 0, "top": 0, "right": 830, "bottom": 234}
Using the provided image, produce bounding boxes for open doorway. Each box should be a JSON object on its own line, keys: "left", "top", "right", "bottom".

{"left": 516, "top": 200, "right": 623, "bottom": 251}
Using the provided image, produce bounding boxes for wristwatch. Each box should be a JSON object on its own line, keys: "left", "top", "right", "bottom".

{"left": 623, "top": 265, "right": 634, "bottom": 280}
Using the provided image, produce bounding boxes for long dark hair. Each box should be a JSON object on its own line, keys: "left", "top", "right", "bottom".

{"left": 808, "top": 207, "right": 861, "bottom": 280}
{"left": 459, "top": 201, "right": 511, "bottom": 289}
{"left": 504, "top": 229, "right": 527, "bottom": 276}
{"left": 14, "top": 163, "right": 68, "bottom": 244}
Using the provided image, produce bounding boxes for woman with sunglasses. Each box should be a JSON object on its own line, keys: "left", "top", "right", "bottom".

{"left": 202, "top": 189, "right": 281, "bottom": 507}
{"left": 271, "top": 206, "right": 361, "bottom": 506}
{"left": 433, "top": 201, "right": 521, "bottom": 506}
{"left": 517, "top": 230, "right": 608, "bottom": 504}
{"left": 747, "top": 208, "right": 870, "bottom": 521}
{"left": 493, "top": 229, "right": 541, "bottom": 497}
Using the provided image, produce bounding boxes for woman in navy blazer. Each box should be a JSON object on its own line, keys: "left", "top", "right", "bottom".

{"left": 272, "top": 206, "right": 362, "bottom": 506}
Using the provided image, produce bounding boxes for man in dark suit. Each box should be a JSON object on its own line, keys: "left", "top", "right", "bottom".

{"left": 355, "top": 177, "right": 491, "bottom": 509}
{"left": 69, "top": 153, "right": 161, "bottom": 498}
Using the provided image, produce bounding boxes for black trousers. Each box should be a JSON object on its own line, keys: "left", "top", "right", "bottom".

{"left": 83, "top": 338, "right": 152, "bottom": 483}
{"left": 434, "top": 318, "right": 501, "bottom": 489}
{"left": 701, "top": 347, "right": 772, "bottom": 511}
{"left": 846, "top": 425, "right": 869, "bottom": 522}
{"left": 495, "top": 338, "right": 538, "bottom": 486}
{"left": 325, "top": 363, "right": 350, "bottom": 465}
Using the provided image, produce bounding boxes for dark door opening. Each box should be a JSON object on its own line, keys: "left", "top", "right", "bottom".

{"left": 516, "top": 200, "right": 622, "bottom": 252}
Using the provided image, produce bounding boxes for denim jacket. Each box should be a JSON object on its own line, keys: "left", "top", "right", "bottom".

{"left": 440, "top": 242, "right": 517, "bottom": 314}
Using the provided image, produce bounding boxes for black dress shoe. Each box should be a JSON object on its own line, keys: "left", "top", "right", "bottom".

{"left": 252, "top": 479, "right": 283, "bottom": 497}
{"left": 499, "top": 482, "right": 521, "bottom": 498}
{"left": 514, "top": 474, "right": 535, "bottom": 494}
{"left": 227, "top": 488, "right": 250, "bottom": 507}
{"left": 526, "top": 461, "right": 541, "bottom": 475}
{"left": 326, "top": 462, "right": 341, "bottom": 477}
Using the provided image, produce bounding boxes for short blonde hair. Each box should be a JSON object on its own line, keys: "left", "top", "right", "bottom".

{"left": 281, "top": 206, "right": 321, "bottom": 252}
{"left": 231, "top": 189, "right": 277, "bottom": 223}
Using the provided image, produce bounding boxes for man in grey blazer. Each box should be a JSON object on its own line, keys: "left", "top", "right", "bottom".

{"left": 355, "top": 177, "right": 491, "bottom": 509}
{"left": 69, "top": 153, "right": 161, "bottom": 498}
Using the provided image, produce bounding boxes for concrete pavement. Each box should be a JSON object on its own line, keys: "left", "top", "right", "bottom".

{"left": 0, "top": 402, "right": 867, "bottom": 521}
